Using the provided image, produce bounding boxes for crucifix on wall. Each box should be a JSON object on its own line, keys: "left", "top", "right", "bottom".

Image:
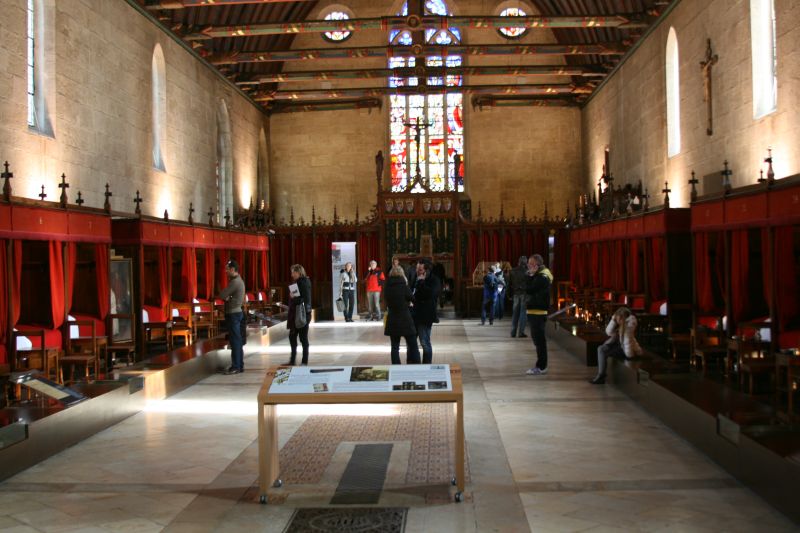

{"left": 403, "top": 117, "right": 432, "bottom": 191}
{"left": 700, "top": 39, "right": 719, "bottom": 136}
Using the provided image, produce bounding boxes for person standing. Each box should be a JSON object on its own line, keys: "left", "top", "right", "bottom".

{"left": 525, "top": 254, "right": 553, "bottom": 376}
{"left": 218, "top": 259, "right": 245, "bottom": 375}
{"left": 287, "top": 264, "right": 312, "bottom": 366}
{"left": 412, "top": 259, "right": 441, "bottom": 364}
{"left": 493, "top": 263, "right": 506, "bottom": 320}
{"left": 590, "top": 307, "right": 642, "bottom": 384}
{"left": 481, "top": 265, "right": 497, "bottom": 326}
{"left": 384, "top": 266, "right": 421, "bottom": 364}
{"left": 338, "top": 262, "right": 357, "bottom": 322}
{"left": 509, "top": 256, "right": 529, "bottom": 338}
{"left": 365, "top": 260, "right": 385, "bottom": 321}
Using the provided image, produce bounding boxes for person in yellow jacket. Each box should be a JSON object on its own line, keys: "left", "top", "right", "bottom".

{"left": 525, "top": 254, "right": 553, "bottom": 376}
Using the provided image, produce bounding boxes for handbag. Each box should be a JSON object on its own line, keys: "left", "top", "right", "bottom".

{"left": 295, "top": 301, "right": 308, "bottom": 329}
{"left": 336, "top": 297, "right": 345, "bottom": 312}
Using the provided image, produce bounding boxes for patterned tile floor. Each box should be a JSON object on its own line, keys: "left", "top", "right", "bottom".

{"left": 0, "top": 319, "right": 796, "bottom": 532}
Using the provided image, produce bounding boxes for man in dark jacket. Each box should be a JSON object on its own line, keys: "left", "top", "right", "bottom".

{"left": 525, "top": 254, "right": 553, "bottom": 376}
{"left": 508, "top": 256, "right": 529, "bottom": 338}
{"left": 412, "top": 259, "right": 441, "bottom": 364}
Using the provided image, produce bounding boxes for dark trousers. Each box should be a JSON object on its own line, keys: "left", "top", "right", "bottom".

{"left": 226, "top": 312, "right": 244, "bottom": 371}
{"left": 481, "top": 294, "right": 495, "bottom": 324}
{"left": 390, "top": 335, "right": 421, "bottom": 364}
{"left": 289, "top": 325, "right": 310, "bottom": 365}
{"left": 596, "top": 339, "right": 625, "bottom": 378}
{"left": 416, "top": 323, "right": 433, "bottom": 364}
{"left": 494, "top": 288, "right": 505, "bottom": 319}
{"left": 511, "top": 295, "right": 528, "bottom": 336}
{"left": 342, "top": 289, "right": 355, "bottom": 321}
{"left": 527, "top": 314, "right": 548, "bottom": 370}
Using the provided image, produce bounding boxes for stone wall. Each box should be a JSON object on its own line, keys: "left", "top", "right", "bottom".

{"left": 582, "top": 0, "right": 800, "bottom": 208}
{"left": 0, "top": 0, "right": 266, "bottom": 221}
{"left": 270, "top": 0, "right": 582, "bottom": 223}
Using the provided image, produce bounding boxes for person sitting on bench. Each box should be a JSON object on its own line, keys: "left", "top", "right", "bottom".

{"left": 590, "top": 307, "right": 642, "bottom": 385}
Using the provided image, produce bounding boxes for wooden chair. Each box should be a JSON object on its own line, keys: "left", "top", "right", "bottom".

{"left": 556, "top": 281, "right": 573, "bottom": 310}
{"left": 193, "top": 301, "right": 218, "bottom": 339}
{"left": 60, "top": 319, "right": 100, "bottom": 384}
{"left": 734, "top": 338, "right": 773, "bottom": 394}
{"left": 106, "top": 312, "right": 136, "bottom": 367}
{"left": 691, "top": 320, "right": 727, "bottom": 375}
{"left": 11, "top": 329, "right": 60, "bottom": 384}
{"left": 170, "top": 303, "right": 194, "bottom": 348}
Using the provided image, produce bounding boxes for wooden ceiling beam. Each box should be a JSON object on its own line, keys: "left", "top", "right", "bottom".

{"left": 236, "top": 65, "right": 606, "bottom": 84}
{"left": 251, "top": 83, "right": 593, "bottom": 101}
{"left": 207, "top": 42, "right": 625, "bottom": 64}
{"left": 184, "top": 13, "right": 653, "bottom": 39}
{"left": 145, "top": 0, "right": 314, "bottom": 8}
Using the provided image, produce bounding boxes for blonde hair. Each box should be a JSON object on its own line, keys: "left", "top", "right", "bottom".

{"left": 290, "top": 264, "right": 307, "bottom": 277}
{"left": 389, "top": 265, "right": 407, "bottom": 281}
{"left": 614, "top": 307, "right": 633, "bottom": 340}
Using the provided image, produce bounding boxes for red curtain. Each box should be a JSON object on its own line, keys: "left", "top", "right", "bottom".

{"left": 569, "top": 244, "right": 580, "bottom": 286}
{"left": 695, "top": 233, "right": 713, "bottom": 312}
{"left": 629, "top": 239, "right": 642, "bottom": 293}
{"left": 775, "top": 227, "right": 798, "bottom": 331}
{"left": 0, "top": 242, "right": 6, "bottom": 363}
{"left": 612, "top": 241, "right": 626, "bottom": 291}
{"left": 259, "top": 249, "right": 269, "bottom": 290}
{"left": 216, "top": 251, "right": 228, "bottom": 296}
{"left": 590, "top": 243, "right": 600, "bottom": 286}
{"left": 65, "top": 242, "right": 77, "bottom": 313}
{"left": 466, "top": 232, "right": 478, "bottom": 275}
{"left": 11, "top": 241, "right": 21, "bottom": 327}
{"left": 730, "top": 230, "right": 749, "bottom": 322}
{"left": 96, "top": 244, "right": 110, "bottom": 319}
{"left": 761, "top": 228, "right": 772, "bottom": 310}
{"left": 648, "top": 238, "right": 665, "bottom": 302}
{"left": 600, "top": 242, "right": 613, "bottom": 288}
{"left": 715, "top": 233, "right": 727, "bottom": 307}
{"left": 245, "top": 250, "right": 258, "bottom": 288}
{"left": 180, "top": 247, "right": 197, "bottom": 301}
{"left": 158, "top": 247, "right": 169, "bottom": 310}
{"left": 204, "top": 249, "right": 215, "bottom": 298}
{"left": 357, "top": 232, "right": 379, "bottom": 277}
{"left": 49, "top": 241, "right": 65, "bottom": 330}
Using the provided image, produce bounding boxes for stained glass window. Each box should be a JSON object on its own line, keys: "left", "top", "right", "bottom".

{"left": 322, "top": 10, "right": 351, "bottom": 42}
{"left": 389, "top": 0, "right": 463, "bottom": 192}
{"left": 498, "top": 7, "right": 528, "bottom": 39}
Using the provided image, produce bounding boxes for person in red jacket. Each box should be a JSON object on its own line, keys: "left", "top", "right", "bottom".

{"left": 365, "top": 260, "right": 385, "bottom": 321}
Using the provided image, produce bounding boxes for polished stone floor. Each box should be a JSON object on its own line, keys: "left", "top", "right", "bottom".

{"left": 0, "top": 319, "right": 796, "bottom": 532}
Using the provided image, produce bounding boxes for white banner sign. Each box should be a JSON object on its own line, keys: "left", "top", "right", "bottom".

{"left": 331, "top": 242, "right": 357, "bottom": 321}
{"left": 269, "top": 364, "right": 453, "bottom": 394}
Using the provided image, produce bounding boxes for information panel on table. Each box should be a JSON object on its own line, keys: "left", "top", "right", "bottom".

{"left": 268, "top": 364, "right": 453, "bottom": 394}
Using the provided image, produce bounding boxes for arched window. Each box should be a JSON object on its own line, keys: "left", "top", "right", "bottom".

{"left": 665, "top": 27, "right": 680, "bottom": 158}
{"left": 389, "top": 0, "right": 463, "bottom": 192}
{"left": 750, "top": 0, "right": 777, "bottom": 119}
{"left": 216, "top": 100, "right": 233, "bottom": 221}
{"left": 151, "top": 44, "right": 167, "bottom": 171}
{"left": 27, "top": 0, "right": 54, "bottom": 136}
{"left": 320, "top": 5, "right": 353, "bottom": 43}
{"left": 496, "top": 2, "right": 530, "bottom": 39}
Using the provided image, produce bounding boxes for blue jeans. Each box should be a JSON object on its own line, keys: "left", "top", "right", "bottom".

{"left": 342, "top": 289, "right": 355, "bottom": 321}
{"left": 390, "top": 335, "right": 421, "bottom": 364}
{"left": 494, "top": 288, "right": 505, "bottom": 319}
{"left": 511, "top": 295, "right": 528, "bottom": 336}
{"left": 416, "top": 323, "right": 433, "bottom": 364}
{"left": 481, "top": 293, "right": 496, "bottom": 324}
{"left": 226, "top": 312, "right": 244, "bottom": 371}
{"left": 527, "top": 314, "right": 548, "bottom": 370}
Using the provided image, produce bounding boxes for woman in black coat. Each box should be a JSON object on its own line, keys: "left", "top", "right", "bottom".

{"left": 287, "top": 264, "right": 312, "bottom": 366}
{"left": 384, "top": 266, "right": 421, "bottom": 364}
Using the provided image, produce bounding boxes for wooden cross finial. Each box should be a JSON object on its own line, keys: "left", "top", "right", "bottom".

{"left": 2, "top": 161, "right": 13, "bottom": 201}
{"left": 224, "top": 208, "right": 231, "bottom": 227}
{"left": 58, "top": 173, "right": 69, "bottom": 208}
{"left": 163, "top": 209, "right": 169, "bottom": 221}
{"left": 311, "top": 205, "right": 316, "bottom": 225}
{"left": 758, "top": 170, "right": 766, "bottom": 184}
{"left": 188, "top": 202, "right": 194, "bottom": 224}
{"left": 721, "top": 160, "right": 733, "bottom": 193}
{"left": 688, "top": 170, "right": 699, "bottom": 202}
{"left": 642, "top": 189, "right": 650, "bottom": 212}
{"left": 104, "top": 183, "right": 112, "bottom": 213}
{"left": 662, "top": 181, "right": 672, "bottom": 208}
{"left": 134, "top": 190, "right": 143, "bottom": 215}
{"left": 207, "top": 207, "right": 215, "bottom": 226}
{"left": 290, "top": 207, "right": 295, "bottom": 226}
{"left": 38, "top": 185, "right": 47, "bottom": 201}
{"left": 765, "top": 148, "right": 775, "bottom": 183}
{"left": 76, "top": 191, "right": 84, "bottom": 206}
{"left": 333, "top": 205, "right": 338, "bottom": 224}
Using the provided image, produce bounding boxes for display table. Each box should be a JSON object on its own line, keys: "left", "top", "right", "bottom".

{"left": 257, "top": 364, "right": 465, "bottom": 503}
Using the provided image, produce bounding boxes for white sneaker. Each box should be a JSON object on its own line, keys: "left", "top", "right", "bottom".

{"left": 526, "top": 367, "right": 548, "bottom": 375}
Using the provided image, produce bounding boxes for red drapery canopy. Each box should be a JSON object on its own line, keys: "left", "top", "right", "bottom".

{"left": 180, "top": 247, "right": 198, "bottom": 302}
{"left": 157, "top": 247, "right": 170, "bottom": 311}
{"left": 0, "top": 242, "right": 6, "bottom": 364}
{"left": 245, "top": 250, "right": 258, "bottom": 289}
{"left": 648, "top": 238, "right": 666, "bottom": 302}
{"left": 11, "top": 241, "right": 21, "bottom": 328}
{"left": 775, "top": 226, "right": 798, "bottom": 331}
{"left": 600, "top": 242, "right": 613, "bottom": 288}
{"left": 612, "top": 241, "right": 626, "bottom": 292}
{"left": 216, "top": 252, "right": 228, "bottom": 296}
{"left": 589, "top": 243, "right": 600, "bottom": 286}
{"left": 203, "top": 248, "right": 215, "bottom": 299}
{"left": 49, "top": 241, "right": 65, "bottom": 330}
{"left": 96, "top": 244, "right": 109, "bottom": 320}
{"left": 761, "top": 228, "right": 772, "bottom": 310}
{"left": 259, "top": 249, "right": 269, "bottom": 290}
{"left": 695, "top": 233, "right": 714, "bottom": 313}
{"left": 66, "top": 243, "right": 77, "bottom": 315}
{"left": 730, "top": 230, "right": 749, "bottom": 322}
{"left": 629, "top": 239, "right": 642, "bottom": 294}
